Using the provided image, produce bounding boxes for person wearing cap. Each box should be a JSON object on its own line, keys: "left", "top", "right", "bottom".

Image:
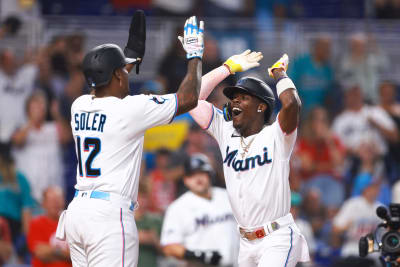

{"left": 332, "top": 174, "right": 382, "bottom": 258}
{"left": 161, "top": 153, "right": 238, "bottom": 266}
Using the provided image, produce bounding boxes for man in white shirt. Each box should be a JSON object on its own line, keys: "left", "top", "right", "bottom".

{"left": 161, "top": 153, "right": 239, "bottom": 266}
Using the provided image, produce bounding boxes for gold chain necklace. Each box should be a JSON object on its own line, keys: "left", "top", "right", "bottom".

{"left": 240, "top": 135, "right": 256, "bottom": 159}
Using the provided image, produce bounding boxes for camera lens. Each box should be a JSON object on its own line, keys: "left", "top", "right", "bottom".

{"left": 382, "top": 231, "right": 400, "bottom": 254}
{"left": 387, "top": 235, "right": 399, "bottom": 248}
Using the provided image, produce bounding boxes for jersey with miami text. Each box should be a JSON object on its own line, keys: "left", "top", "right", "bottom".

{"left": 206, "top": 106, "right": 296, "bottom": 228}
{"left": 70, "top": 94, "right": 177, "bottom": 201}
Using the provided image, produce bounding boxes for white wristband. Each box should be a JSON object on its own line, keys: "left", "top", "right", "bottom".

{"left": 276, "top": 77, "right": 296, "bottom": 97}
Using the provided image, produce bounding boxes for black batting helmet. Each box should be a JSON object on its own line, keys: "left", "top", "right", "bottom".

{"left": 223, "top": 77, "right": 275, "bottom": 123}
{"left": 184, "top": 153, "right": 214, "bottom": 177}
{"left": 82, "top": 44, "right": 138, "bottom": 88}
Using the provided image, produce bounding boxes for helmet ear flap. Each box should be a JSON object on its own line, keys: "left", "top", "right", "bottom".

{"left": 223, "top": 102, "right": 232, "bottom": 121}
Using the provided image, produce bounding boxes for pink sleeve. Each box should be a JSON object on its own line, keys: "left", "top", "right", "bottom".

{"left": 190, "top": 65, "right": 230, "bottom": 129}
{"left": 189, "top": 100, "right": 214, "bottom": 129}
{"left": 199, "top": 65, "right": 231, "bottom": 100}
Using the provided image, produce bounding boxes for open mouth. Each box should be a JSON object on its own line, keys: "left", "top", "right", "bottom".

{"left": 232, "top": 107, "right": 242, "bottom": 117}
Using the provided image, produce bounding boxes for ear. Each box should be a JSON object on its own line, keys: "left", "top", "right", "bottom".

{"left": 114, "top": 68, "right": 123, "bottom": 81}
{"left": 257, "top": 103, "right": 267, "bottom": 113}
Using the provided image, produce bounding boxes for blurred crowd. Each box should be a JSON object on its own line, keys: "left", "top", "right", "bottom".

{"left": 0, "top": 1, "right": 400, "bottom": 267}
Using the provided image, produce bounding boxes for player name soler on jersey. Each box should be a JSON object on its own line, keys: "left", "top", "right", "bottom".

{"left": 189, "top": 51, "right": 310, "bottom": 267}
{"left": 55, "top": 12, "right": 205, "bottom": 267}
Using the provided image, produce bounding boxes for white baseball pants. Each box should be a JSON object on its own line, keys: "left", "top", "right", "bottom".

{"left": 62, "top": 191, "right": 138, "bottom": 267}
{"left": 238, "top": 219, "right": 309, "bottom": 267}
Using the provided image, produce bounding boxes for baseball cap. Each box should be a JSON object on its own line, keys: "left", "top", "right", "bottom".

{"left": 352, "top": 173, "right": 379, "bottom": 197}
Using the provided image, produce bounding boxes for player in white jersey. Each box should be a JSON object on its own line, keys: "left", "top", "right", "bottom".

{"left": 161, "top": 153, "right": 239, "bottom": 267}
{"left": 55, "top": 13, "right": 205, "bottom": 267}
{"left": 188, "top": 52, "right": 310, "bottom": 266}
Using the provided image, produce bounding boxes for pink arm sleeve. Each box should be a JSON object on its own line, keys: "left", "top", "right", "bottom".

{"left": 199, "top": 65, "right": 231, "bottom": 100}
{"left": 190, "top": 65, "right": 231, "bottom": 129}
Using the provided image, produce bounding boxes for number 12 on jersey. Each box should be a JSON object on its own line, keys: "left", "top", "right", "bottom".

{"left": 76, "top": 136, "right": 101, "bottom": 178}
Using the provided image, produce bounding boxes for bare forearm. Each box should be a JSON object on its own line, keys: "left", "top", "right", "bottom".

{"left": 22, "top": 209, "right": 32, "bottom": 235}
{"left": 12, "top": 125, "right": 31, "bottom": 147}
{"left": 273, "top": 69, "right": 301, "bottom": 133}
{"left": 162, "top": 244, "right": 186, "bottom": 259}
{"left": 176, "top": 58, "right": 202, "bottom": 115}
{"left": 371, "top": 120, "right": 399, "bottom": 142}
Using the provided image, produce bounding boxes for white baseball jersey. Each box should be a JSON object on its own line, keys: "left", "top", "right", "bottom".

{"left": 333, "top": 196, "right": 381, "bottom": 257}
{"left": 206, "top": 107, "right": 296, "bottom": 228}
{"left": 70, "top": 93, "right": 177, "bottom": 201}
{"left": 161, "top": 187, "right": 239, "bottom": 266}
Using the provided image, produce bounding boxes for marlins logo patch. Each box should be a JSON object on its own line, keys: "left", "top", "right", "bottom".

{"left": 150, "top": 96, "right": 168, "bottom": 104}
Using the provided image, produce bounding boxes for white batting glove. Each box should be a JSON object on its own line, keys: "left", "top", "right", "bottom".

{"left": 223, "top": 50, "right": 263, "bottom": 74}
{"left": 268, "top": 53, "right": 289, "bottom": 77}
{"left": 178, "top": 16, "right": 204, "bottom": 60}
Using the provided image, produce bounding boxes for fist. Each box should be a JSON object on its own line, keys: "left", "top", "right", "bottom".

{"left": 268, "top": 53, "right": 289, "bottom": 77}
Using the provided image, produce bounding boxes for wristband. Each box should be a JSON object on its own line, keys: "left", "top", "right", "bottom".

{"left": 224, "top": 58, "right": 242, "bottom": 74}
{"left": 276, "top": 77, "right": 296, "bottom": 97}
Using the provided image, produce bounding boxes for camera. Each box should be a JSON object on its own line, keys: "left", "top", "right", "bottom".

{"left": 359, "top": 203, "right": 400, "bottom": 266}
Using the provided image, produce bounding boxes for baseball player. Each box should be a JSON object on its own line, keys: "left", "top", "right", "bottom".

{"left": 188, "top": 52, "right": 310, "bottom": 266}
{"left": 55, "top": 13, "right": 205, "bottom": 267}
{"left": 161, "top": 153, "right": 239, "bottom": 267}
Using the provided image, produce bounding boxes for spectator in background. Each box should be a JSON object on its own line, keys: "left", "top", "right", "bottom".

{"left": 378, "top": 81, "right": 400, "bottom": 183}
{"left": 332, "top": 84, "right": 398, "bottom": 157}
{"left": 296, "top": 106, "right": 346, "bottom": 181}
{"left": 289, "top": 36, "right": 334, "bottom": 115}
{"left": 0, "top": 216, "right": 13, "bottom": 265}
{"left": 296, "top": 107, "right": 346, "bottom": 212}
{"left": 158, "top": 33, "right": 226, "bottom": 95}
{"left": 27, "top": 186, "right": 71, "bottom": 267}
{"left": 147, "top": 149, "right": 179, "bottom": 214}
{"left": 301, "top": 189, "right": 326, "bottom": 241}
{"left": 0, "top": 143, "right": 34, "bottom": 244}
{"left": 136, "top": 182, "right": 162, "bottom": 267}
{"left": 12, "top": 90, "right": 68, "bottom": 203}
{"left": 338, "top": 33, "right": 388, "bottom": 104}
{"left": 351, "top": 141, "right": 391, "bottom": 205}
{"left": 290, "top": 192, "right": 316, "bottom": 262}
{"left": 157, "top": 27, "right": 188, "bottom": 94}
{"left": 0, "top": 48, "right": 37, "bottom": 143}
{"left": 332, "top": 174, "right": 381, "bottom": 260}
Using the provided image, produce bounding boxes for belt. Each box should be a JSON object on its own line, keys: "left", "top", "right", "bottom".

{"left": 74, "top": 190, "right": 135, "bottom": 211}
{"left": 239, "top": 213, "right": 294, "bottom": 241}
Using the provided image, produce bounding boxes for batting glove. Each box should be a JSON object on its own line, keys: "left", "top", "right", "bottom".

{"left": 178, "top": 16, "right": 204, "bottom": 60}
{"left": 268, "top": 53, "right": 289, "bottom": 77}
{"left": 224, "top": 49, "right": 263, "bottom": 74}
